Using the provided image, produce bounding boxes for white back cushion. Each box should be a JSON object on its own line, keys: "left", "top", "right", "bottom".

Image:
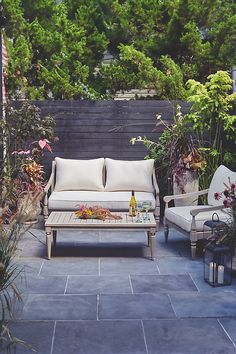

{"left": 54, "top": 157, "right": 104, "bottom": 191}
{"left": 208, "top": 165, "right": 236, "bottom": 205}
{"left": 104, "top": 158, "right": 154, "bottom": 192}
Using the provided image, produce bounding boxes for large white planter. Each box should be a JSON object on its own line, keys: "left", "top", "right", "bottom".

{"left": 17, "top": 191, "right": 42, "bottom": 224}
{"left": 173, "top": 171, "right": 199, "bottom": 207}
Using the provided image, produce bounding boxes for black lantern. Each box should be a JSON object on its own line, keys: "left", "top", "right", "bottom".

{"left": 203, "top": 213, "right": 227, "bottom": 243}
{"left": 204, "top": 243, "right": 232, "bottom": 287}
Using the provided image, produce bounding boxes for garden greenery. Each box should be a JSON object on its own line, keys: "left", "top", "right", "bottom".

{"left": 3, "top": 0, "right": 236, "bottom": 99}
{"left": 186, "top": 71, "right": 236, "bottom": 187}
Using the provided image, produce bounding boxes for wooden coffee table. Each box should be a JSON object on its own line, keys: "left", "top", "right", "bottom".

{"left": 45, "top": 211, "right": 157, "bottom": 260}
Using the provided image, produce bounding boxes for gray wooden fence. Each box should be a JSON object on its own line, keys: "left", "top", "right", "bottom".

{"left": 32, "top": 100, "right": 190, "bottom": 175}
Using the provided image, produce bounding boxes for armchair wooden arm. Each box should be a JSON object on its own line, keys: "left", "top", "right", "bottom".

{"left": 190, "top": 204, "right": 225, "bottom": 217}
{"left": 164, "top": 189, "right": 209, "bottom": 206}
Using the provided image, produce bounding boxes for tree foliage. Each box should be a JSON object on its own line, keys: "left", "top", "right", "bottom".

{"left": 3, "top": 0, "right": 236, "bottom": 99}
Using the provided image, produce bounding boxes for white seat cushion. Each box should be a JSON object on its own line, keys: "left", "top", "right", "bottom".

{"left": 208, "top": 165, "right": 236, "bottom": 206}
{"left": 54, "top": 157, "right": 104, "bottom": 191}
{"left": 165, "top": 205, "right": 231, "bottom": 232}
{"left": 49, "top": 191, "right": 156, "bottom": 211}
{"left": 104, "top": 158, "right": 154, "bottom": 192}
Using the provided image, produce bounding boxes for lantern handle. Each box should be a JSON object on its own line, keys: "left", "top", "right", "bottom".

{"left": 212, "top": 212, "right": 219, "bottom": 222}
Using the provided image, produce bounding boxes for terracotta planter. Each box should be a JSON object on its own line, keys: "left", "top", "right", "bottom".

{"left": 17, "top": 191, "right": 42, "bottom": 224}
{"left": 173, "top": 170, "right": 199, "bottom": 207}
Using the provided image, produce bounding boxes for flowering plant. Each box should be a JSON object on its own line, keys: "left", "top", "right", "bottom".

{"left": 211, "top": 180, "right": 236, "bottom": 248}
{"left": 176, "top": 150, "right": 206, "bottom": 173}
{"left": 214, "top": 180, "right": 236, "bottom": 220}
{"left": 12, "top": 139, "right": 52, "bottom": 194}
{"left": 75, "top": 205, "right": 122, "bottom": 221}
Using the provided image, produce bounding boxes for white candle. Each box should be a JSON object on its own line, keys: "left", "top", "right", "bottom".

{"left": 209, "top": 262, "right": 216, "bottom": 283}
{"left": 217, "top": 265, "right": 224, "bottom": 284}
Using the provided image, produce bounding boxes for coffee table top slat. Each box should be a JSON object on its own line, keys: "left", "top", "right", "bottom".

{"left": 45, "top": 212, "right": 156, "bottom": 229}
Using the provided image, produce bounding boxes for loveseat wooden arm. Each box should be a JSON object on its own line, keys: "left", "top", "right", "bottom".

{"left": 43, "top": 161, "right": 56, "bottom": 220}
{"left": 164, "top": 189, "right": 209, "bottom": 207}
{"left": 152, "top": 169, "right": 160, "bottom": 226}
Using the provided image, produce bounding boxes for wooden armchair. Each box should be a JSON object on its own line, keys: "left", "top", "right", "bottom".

{"left": 163, "top": 165, "right": 236, "bottom": 259}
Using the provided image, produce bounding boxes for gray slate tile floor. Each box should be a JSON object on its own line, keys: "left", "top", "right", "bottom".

{"left": 6, "top": 222, "right": 236, "bottom": 353}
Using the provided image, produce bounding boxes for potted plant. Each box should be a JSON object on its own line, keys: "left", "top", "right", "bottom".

{"left": 13, "top": 139, "right": 53, "bottom": 224}
{"left": 131, "top": 105, "right": 206, "bottom": 206}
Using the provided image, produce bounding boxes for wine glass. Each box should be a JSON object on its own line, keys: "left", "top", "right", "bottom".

{"left": 142, "top": 201, "right": 152, "bottom": 221}
{"left": 136, "top": 202, "right": 143, "bottom": 223}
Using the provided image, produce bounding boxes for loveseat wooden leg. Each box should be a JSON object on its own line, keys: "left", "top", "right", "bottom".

{"left": 191, "top": 241, "right": 197, "bottom": 259}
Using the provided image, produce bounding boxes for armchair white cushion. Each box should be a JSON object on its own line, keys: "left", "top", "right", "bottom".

{"left": 165, "top": 206, "right": 230, "bottom": 233}
{"left": 164, "top": 165, "right": 235, "bottom": 259}
{"left": 104, "top": 158, "right": 154, "bottom": 192}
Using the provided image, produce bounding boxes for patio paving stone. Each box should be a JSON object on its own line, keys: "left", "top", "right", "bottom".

{"left": 219, "top": 318, "right": 236, "bottom": 346}
{"left": 66, "top": 275, "right": 132, "bottom": 294}
{"left": 100, "top": 257, "right": 159, "bottom": 275}
{"left": 156, "top": 256, "right": 204, "bottom": 274}
{"left": 7, "top": 227, "right": 236, "bottom": 353}
{"left": 99, "top": 293, "right": 176, "bottom": 319}
{"left": 40, "top": 258, "right": 99, "bottom": 275}
{"left": 20, "top": 294, "right": 97, "bottom": 320}
{"left": 8, "top": 321, "right": 54, "bottom": 354}
{"left": 100, "top": 230, "right": 146, "bottom": 243}
{"left": 170, "top": 292, "right": 236, "bottom": 317}
{"left": 16, "top": 259, "right": 44, "bottom": 275}
{"left": 52, "top": 320, "right": 147, "bottom": 354}
{"left": 56, "top": 230, "right": 100, "bottom": 243}
{"left": 143, "top": 318, "right": 236, "bottom": 354}
{"left": 16, "top": 275, "right": 67, "bottom": 294}
{"left": 130, "top": 274, "right": 198, "bottom": 293}
{"left": 189, "top": 273, "right": 236, "bottom": 293}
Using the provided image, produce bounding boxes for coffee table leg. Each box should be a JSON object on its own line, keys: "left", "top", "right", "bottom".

{"left": 45, "top": 227, "right": 52, "bottom": 260}
{"left": 148, "top": 228, "right": 156, "bottom": 260}
{"left": 53, "top": 230, "right": 57, "bottom": 247}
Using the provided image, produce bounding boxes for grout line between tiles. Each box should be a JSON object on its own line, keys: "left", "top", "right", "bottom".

{"left": 141, "top": 320, "right": 149, "bottom": 354}
{"left": 217, "top": 319, "right": 236, "bottom": 348}
{"left": 50, "top": 321, "right": 57, "bottom": 354}
{"left": 97, "top": 295, "right": 99, "bottom": 320}
{"left": 37, "top": 260, "right": 45, "bottom": 276}
{"left": 155, "top": 262, "right": 161, "bottom": 274}
{"left": 129, "top": 275, "right": 134, "bottom": 294}
{"left": 64, "top": 276, "right": 69, "bottom": 294}
{"left": 167, "top": 294, "right": 178, "bottom": 318}
{"left": 189, "top": 273, "right": 200, "bottom": 292}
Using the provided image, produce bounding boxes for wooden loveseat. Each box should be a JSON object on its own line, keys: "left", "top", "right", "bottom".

{"left": 44, "top": 158, "right": 160, "bottom": 228}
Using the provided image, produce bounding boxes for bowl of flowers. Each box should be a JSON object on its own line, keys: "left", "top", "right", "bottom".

{"left": 75, "top": 205, "right": 122, "bottom": 221}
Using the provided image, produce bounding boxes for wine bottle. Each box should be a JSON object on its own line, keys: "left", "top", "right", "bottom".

{"left": 129, "top": 190, "right": 137, "bottom": 216}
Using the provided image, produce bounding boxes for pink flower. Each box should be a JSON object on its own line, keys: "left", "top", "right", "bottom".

{"left": 12, "top": 149, "right": 30, "bottom": 155}
{"left": 223, "top": 198, "right": 232, "bottom": 208}
{"left": 214, "top": 192, "right": 221, "bottom": 200}
{"left": 231, "top": 183, "right": 236, "bottom": 191}
{"left": 38, "top": 139, "right": 52, "bottom": 153}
